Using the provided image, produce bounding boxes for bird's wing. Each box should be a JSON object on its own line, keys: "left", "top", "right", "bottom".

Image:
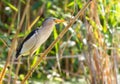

{"left": 16, "top": 28, "right": 39, "bottom": 58}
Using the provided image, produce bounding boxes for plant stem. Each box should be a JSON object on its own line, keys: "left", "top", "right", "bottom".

{"left": 21, "top": 0, "right": 92, "bottom": 83}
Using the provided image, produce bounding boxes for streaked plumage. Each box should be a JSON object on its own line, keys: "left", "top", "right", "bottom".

{"left": 16, "top": 28, "right": 39, "bottom": 57}
{"left": 16, "top": 17, "right": 64, "bottom": 59}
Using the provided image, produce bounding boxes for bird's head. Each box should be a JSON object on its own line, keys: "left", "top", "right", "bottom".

{"left": 42, "top": 17, "right": 65, "bottom": 26}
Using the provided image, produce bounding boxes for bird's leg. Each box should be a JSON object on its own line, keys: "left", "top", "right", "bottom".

{"left": 27, "top": 56, "right": 30, "bottom": 70}
{"left": 27, "top": 53, "right": 34, "bottom": 70}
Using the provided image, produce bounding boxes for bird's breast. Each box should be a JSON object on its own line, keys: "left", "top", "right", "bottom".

{"left": 36, "top": 26, "right": 54, "bottom": 46}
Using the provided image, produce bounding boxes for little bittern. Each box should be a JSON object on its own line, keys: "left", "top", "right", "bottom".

{"left": 16, "top": 17, "right": 64, "bottom": 59}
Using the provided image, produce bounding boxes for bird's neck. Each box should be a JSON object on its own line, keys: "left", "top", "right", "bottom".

{"left": 43, "top": 23, "right": 55, "bottom": 31}
{"left": 39, "top": 23, "right": 55, "bottom": 36}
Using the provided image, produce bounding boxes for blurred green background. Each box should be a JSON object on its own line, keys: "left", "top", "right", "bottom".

{"left": 0, "top": 0, "right": 120, "bottom": 84}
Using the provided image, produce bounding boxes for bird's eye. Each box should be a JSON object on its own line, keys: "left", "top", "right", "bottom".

{"left": 53, "top": 18, "right": 56, "bottom": 21}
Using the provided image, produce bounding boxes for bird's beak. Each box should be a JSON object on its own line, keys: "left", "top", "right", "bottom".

{"left": 54, "top": 19, "right": 65, "bottom": 23}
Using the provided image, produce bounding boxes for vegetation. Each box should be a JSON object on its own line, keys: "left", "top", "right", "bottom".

{"left": 0, "top": 0, "right": 120, "bottom": 84}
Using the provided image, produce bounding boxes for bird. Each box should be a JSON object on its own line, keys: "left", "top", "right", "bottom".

{"left": 16, "top": 17, "right": 64, "bottom": 59}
